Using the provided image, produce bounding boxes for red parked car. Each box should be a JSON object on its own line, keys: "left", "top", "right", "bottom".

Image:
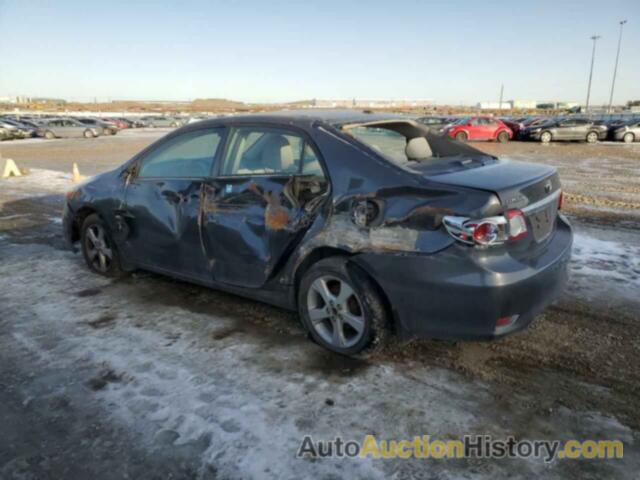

{"left": 103, "top": 117, "right": 130, "bottom": 129}
{"left": 445, "top": 116, "right": 513, "bottom": 142}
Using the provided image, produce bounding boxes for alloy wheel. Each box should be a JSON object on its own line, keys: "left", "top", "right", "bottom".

{"left": 623, "top": 132, "right": 634, "bottom": 143}
{"left": 307, "top": 275, "right": 365, "bottom": 349}
{"left": 84, "top": 224, "right": 113, "bottom": 273}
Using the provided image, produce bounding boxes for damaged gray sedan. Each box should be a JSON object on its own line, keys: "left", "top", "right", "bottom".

{"left": 63, "top": 110, "right": 572, "bottom": 355}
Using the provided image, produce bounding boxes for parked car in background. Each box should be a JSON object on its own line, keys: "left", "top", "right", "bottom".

{"left": 594, "top": 118, "right": 639, "bottom": 140}
{"left": 500, "top": 118, "right": 523, "bottom": 138}
{"left": 613, "top": 121, "right": 640, "bottom": 143}
{"left": 444, "top": 116, "right": 513, "bottom": 142}
{"left": 0, "top": 126, "right": 13, "bottom": 141}
{"left": 102, "top": 117, "right": 131, "bottom": 129}
{"left": 140, "top": 116, "right": 183, "bottom": 128}
{"left": 37, "top": 118, "right": 101, "bottom": 139}
{"left": 124, "top": 117, "right": 147, "bottom": 128}
{"left": 521, "top": 118, "right": 607, "bottom": 143}
{"left": 512, "top": 117, "right": 550, "bottom": 138}
{"left": 0, "top": 119, "right": 36, "bottom": 138}
{"left": 77, "top": 118, "right": 119, "bottom": 136}
{"left": 15, "top": 119, "right": 44, "bottom": 129}
{"left": 62, "top": 110, "right": 571, "bottom": 355}
{"left": 415, "top": 116, "right": 453, "bottom": 134}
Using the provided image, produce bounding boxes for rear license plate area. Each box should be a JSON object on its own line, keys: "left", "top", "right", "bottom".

{"left": 528, "top": 203, "right": 556, "bottom": 242}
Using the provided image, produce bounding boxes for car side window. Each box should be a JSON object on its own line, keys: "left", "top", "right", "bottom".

{"left": 220, "top": 127, "right": 308, "bottom": 176}
{"left": 301, "top": 144, "right": 324, "bottom": 177}
{"left": 138, "top": 129, "right": 222, "bottom": 178}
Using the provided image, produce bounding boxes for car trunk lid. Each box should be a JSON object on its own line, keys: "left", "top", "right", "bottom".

{"left": 428, "top": 160, "right": 561, "bottom": 243}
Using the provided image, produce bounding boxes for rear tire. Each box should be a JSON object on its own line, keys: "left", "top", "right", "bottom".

{"left": 586, "top": 131, "right": 599, "bottom": 144}
{"left": 623, "top": 132, "right": 634, "bottom": 143}
{"left": 455, "top": 131, "right": 468, "bottom": 142}
{"left": 298, "top": 256, "right": 390, "bottom": 356}
{"left": 83, "top": 129, "right": 94, "bottom": 139}
{"left": 80, "top": 214, "right": 125, "bottom": 278}
{"left": 540, "top": 131, "right": 552, "bottom": 144}
{"left": 497, "top": 131, "right": 510, "bottom": 143}
{"left": 44, "top": 130, "right": 55, "bottom": 140}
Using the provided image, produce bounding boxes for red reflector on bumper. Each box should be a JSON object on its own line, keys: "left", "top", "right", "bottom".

{"left": 496, "top": 315, "right": 519, "bottom": 327}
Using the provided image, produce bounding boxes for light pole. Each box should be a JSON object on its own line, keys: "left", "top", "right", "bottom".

{"left": 585, "top": 35, "right": 601, "bottom": 112}
{"left": 608, "top": 20, "right": 627, "bottom": 113}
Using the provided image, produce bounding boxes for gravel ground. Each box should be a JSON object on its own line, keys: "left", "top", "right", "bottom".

{"left": 1, "top": 132, "right": 639, "bottom": 479}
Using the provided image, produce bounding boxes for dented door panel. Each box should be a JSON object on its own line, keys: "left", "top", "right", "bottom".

{"left": 122, "top": 178, "right": 209, "bottom": 277}
{"left": 201, "top": 175, "right": 326, "bottom": 287}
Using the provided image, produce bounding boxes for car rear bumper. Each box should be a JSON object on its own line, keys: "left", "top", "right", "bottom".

{"left": 352, "top": 215, "right": 573, "bottom": 341}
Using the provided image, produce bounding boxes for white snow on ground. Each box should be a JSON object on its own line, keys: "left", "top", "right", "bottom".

{"left": 568, "top": 231, "right": 640, "bottom": 306}
{"left": 0, "top": 168, "right": 78, "bottom": 198}
{"left": 1, "top": 245, "right": 636, "bottom": 479}
{"left": 572, "top": 234, "right": 640, "bottom": 286}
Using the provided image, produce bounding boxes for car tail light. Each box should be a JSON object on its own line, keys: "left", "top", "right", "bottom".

{"left": 443, "top": 210, "right": 528, "bottom": 247}
{"left": 471, "top": 221, "right": 499, "bottom": 245}
{"left": 505, "top": 209, "right": 527, "bottom": 241}
{"left": 557, "top": 190, "right": 563, "bottom": 210}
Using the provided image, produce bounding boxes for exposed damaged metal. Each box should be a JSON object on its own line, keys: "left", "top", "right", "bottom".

{"left": 62, "top": 109, "right": 572, "bottom": 354}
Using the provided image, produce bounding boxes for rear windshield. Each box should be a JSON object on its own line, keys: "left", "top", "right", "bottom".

{"left": 343, "top": 123, "right": 495, "bottom": 174}
{"left": 348, "top": 127, "right": 409, "bottom": 163}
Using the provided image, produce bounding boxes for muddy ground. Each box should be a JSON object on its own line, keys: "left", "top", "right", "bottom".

{"left": 1, "top": 130, "right": 639, "bottom": 479}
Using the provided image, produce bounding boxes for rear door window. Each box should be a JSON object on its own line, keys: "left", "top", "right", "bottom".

{"left": 219, "top": 127, "right": 307, "bottom": 176}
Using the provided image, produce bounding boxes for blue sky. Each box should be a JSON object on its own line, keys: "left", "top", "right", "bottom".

{"left": 0, "top": 0, "right": 637, "bottom": 104}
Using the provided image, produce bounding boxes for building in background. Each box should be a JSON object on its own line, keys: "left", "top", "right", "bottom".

{"left": 313, "top": 99, "right": 434, "bottom": 109}
{"left": 511, "top": 99, "right": 537, "bottom": 109}
{"left": 0, "top": 96, "right": 32, "bottom": 104}
{"left": 478, "top": 101, "right": 511, "bottom": 110}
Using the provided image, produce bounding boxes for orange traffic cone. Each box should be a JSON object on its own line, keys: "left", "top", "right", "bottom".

{"left": 2, "top": 158, "right": 22, "bottom": 178}
{"left": 72, "top": 162, "right": 83, "bottom": 183}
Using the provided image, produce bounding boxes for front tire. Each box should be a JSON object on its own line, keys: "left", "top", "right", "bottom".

{"left": 455, "top": 131, "right": 468, "bottom": 142}
{"left": 623, "top": 132, "right": 635, "bottom": 143}
{"left": 44, "top": 130, "right": 56, "bottom": 140}
{"left": 298, "top": 257, "right": 389, "bottom": 355}
{"left": 540, "top": 131, "right": 552, "bottom": 144}
{"left": 83, "top": 129, "right": 94, "bottom": 139}
{"left": 80, "top": 214, "right": 124, "bottom": 278}
{"left": 586, "top": 131, "right": 599, "bottom": 144}
{"left": 497, "top": 131, "right": 510, "bottom": 143}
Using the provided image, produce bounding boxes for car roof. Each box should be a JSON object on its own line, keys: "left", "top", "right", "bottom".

{"left": 196, "top": 109, "right": 413, "bottom": 128}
